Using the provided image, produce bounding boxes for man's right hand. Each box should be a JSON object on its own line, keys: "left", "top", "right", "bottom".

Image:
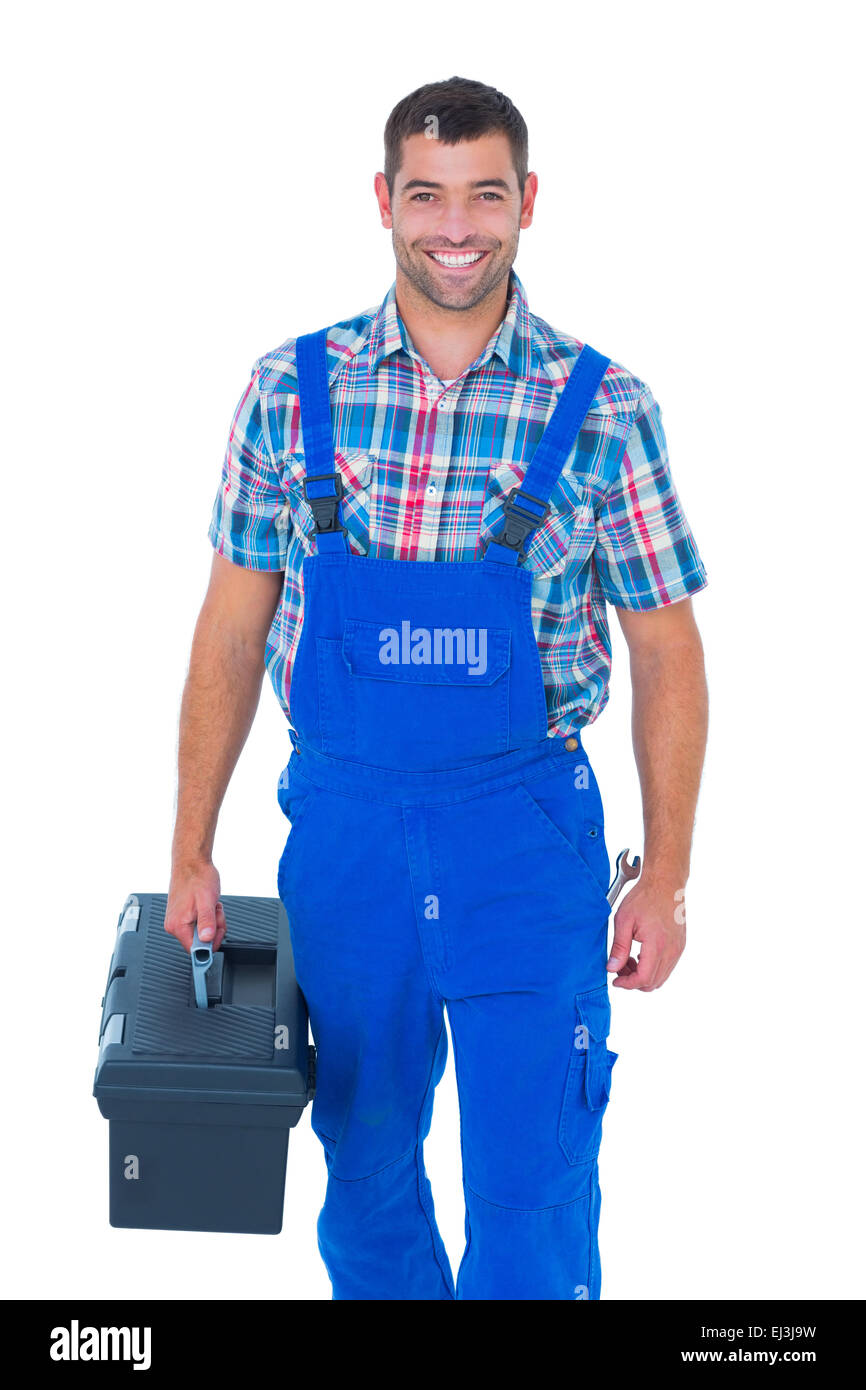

{"left": 165, "top": 859, "right": 228, "bottom": 954}
{"left": 165, "top": 553, "right": 283, "bottom": 957}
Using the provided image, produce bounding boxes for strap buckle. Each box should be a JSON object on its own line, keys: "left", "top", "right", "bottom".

{"left": 484, "top": 486, "right": 551, "bottom": 560}
{"left": 302, "top": 472, "right": 347, "bottom": 535}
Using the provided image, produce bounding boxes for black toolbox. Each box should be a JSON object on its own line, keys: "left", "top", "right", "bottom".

{"left": 93, "top": 892, "right": 314, "bottom": 1233}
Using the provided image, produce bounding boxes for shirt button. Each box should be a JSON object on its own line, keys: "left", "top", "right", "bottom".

{"left": 425, "top": 483, "right": 437, "bottom": 498}
{"left": 564, "top": 736, "right": 579, "bottom": 751}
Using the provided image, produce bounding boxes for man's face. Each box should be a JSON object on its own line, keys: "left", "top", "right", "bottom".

{"left": 377, "top": 132, "right": 536, "bottom": 312}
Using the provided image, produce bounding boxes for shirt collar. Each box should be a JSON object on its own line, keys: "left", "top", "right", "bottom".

{"left": 367, "top": 267, "right": 534, "bottom": 381}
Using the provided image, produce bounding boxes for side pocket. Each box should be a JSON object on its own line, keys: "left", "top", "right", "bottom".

{"left": 276, "top": 767, "right": 320, "bottom": 899}
{"left": 558, "top": 985, "right": 618, "bottom": 1166}
{"left": 513, "top": 772, "right": 612, "bottom": 921}
{"left": 276, "top": 834, "right": 292, "bottom": 902}
{"left": 572, "top": 753, "right": 611, "bottom": 911}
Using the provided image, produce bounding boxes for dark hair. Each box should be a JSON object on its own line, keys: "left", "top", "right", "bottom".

{"left": 383, "top": 76, "right": 529, "bottom": 199}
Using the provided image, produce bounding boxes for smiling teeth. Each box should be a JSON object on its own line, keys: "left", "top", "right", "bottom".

{"left": 430, "top": 251, "right": 485, "bottom": 266}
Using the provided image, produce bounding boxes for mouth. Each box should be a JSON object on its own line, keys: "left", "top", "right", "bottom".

{"left": 424, "top": 250, "right": 490, "bottom": 271}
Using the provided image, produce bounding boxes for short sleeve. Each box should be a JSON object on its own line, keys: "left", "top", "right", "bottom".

{"left": 593, "top": 382, "right": 708, "bottom": 609}
{"left": 207, "top": 365, "right": 289, "bottom": 570}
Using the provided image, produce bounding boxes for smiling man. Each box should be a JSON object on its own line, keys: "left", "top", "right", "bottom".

{"left": 167, "top": 75, "right": 709, "bottom": 1301}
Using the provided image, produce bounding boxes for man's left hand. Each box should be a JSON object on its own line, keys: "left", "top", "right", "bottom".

{"left": 606, "top": 876, "right": 687, "bottom": 990}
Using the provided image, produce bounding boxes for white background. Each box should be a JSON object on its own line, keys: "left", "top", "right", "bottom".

{"left": 2, "top": 0, "right": 862, "bottom": 1301}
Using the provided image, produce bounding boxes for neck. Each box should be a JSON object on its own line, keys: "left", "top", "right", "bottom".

{"left": 393, "top": 269, "right": 511, "bottom": 381}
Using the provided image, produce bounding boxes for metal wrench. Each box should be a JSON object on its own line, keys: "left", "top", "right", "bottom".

{"left": 606, "top": 848, "right": 641, "bottom": 908}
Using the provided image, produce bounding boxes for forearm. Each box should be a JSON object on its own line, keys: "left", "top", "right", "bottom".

{"left": 171, "top": 606, "right": 266, "bottom": 867}
{"left": 628, "top": 624, "right": 708, "bottom": 888}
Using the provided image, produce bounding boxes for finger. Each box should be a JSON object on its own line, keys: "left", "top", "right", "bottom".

{"left": 196, "top": 900, "right": 218, "bottom": 944}
{"left": 606, "top": 913, "right": 634, "bottom": 974}
{"left": 611, "top": 956, "right": 639, "bottom": 987}
{"left": 651, "top": 950, "right": 680, "bottom": 991}
{"left": 630, "top": 936, "right": 661, "bottom": 991}
{"left": 213, "top": 901, "right": 227, "bottom": 951}
{"left": 164, "top": 910, "right": 196, "bottom": 953}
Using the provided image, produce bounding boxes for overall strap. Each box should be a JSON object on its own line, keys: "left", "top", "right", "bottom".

{"left": 295, "top": 328, "right": 350, "bottom": 554}
{"left": 483, "top": 344, "right": 612, "bottom": 567}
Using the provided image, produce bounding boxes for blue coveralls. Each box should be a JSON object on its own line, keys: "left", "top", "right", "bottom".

{"left": 277, "top": 328, "right": 618, "bottom": 1300}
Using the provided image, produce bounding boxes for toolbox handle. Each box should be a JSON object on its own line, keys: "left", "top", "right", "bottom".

{"left": 191, "top": 925, "right": 212, "bottom": 1009}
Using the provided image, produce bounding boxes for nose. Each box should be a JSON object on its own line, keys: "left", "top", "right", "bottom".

{"left": 433, "top": 201, "right": 481, "bottom": 244}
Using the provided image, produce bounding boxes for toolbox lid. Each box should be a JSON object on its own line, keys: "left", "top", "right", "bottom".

{"left": 93, "top": 893, "right": 312, "bottom": 1112}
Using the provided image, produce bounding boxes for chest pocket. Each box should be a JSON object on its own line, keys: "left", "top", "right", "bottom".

{"left": 343, "top": 618, "right": 511, "bottom": 685}
{"left": 315, "top": 619, "right": 514, "bottom": 768}
{"left": 282, "top": 451, "right": 375, "bottom": 556}
{"left": 479, "top": 461, "right": 596, "bottom": 580}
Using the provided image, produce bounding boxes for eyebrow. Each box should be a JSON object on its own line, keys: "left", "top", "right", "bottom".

{"left": 400, "top": 178, "right": 512, "bottom": 192}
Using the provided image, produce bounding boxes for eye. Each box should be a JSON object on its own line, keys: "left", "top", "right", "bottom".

{"left": 409, "top": 191, "right": 504, "bottom": 202}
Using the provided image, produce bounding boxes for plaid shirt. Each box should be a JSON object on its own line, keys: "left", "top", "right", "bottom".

{"left": 208, "top": 269, "right": 707, "bottom": 736}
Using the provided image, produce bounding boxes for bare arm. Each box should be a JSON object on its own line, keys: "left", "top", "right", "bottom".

{"left": 166, "top": 552, "right": 284, "bottom": 952}
{"left": 607, "top": 597, "right": 708, "bottom": 990}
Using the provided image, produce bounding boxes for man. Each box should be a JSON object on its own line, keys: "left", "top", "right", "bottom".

{"left": 166, "top": 75, "right": 709, "bottom": 1300}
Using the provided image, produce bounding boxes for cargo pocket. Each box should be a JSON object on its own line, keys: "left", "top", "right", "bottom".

{"left": 558, "top": 985, "right": 618, "bottom": 1166}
